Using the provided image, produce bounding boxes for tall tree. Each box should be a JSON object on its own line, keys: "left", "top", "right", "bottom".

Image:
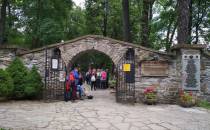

{"left": 188, "top": 0, "right": 193, "bottom": 42}
{"left": 140, "top": 0, "right": 153, "bottom": 47}
{"left": 85, "top": 0, "right": 103, "bottom": 35}
{"left": 177, "top": 0, "right": 190, "bottom": 44}
{"left": 103, "top": 0, "right": 108, "bottom": 36}
{"left": 122, "top": 0, "right": 131, "bottom": 42}
{"left": 192, "top": 0, "right": 208, "bottom": 44}
{"left": 0, "top": 0, "right": 8, "bottom": 45}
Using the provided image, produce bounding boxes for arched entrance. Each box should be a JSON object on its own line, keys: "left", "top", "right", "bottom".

{"left": 66, "top": 49, "right": 115, "bottom": 74}
{"left": 43, "top": 37, "right": 136, "bottom": 103}
{"left": 65, "top": 49, "right": 116, "bottom": 92}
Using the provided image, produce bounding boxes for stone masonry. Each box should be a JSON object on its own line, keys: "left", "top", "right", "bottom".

{"left": 1, "top": 35, "right": 210, "bottom": 103}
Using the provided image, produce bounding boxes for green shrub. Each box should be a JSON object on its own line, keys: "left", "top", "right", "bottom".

{"left": 6, "top": 57, "right": 28, "bottom": 99}
{"left": 197, "top": 100, "right": 210, "bottom": 110}
{"left": 0, "top": 69, "right": 14, "bottom": 98}
{"left": 24, "top": 66, "right": 43, "bottom": 99}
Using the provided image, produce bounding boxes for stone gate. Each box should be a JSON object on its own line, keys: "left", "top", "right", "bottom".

{"left": 1, "top": 35, "right": 210, "bottom": 103}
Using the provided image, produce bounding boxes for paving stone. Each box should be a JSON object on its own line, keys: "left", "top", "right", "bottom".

{"left": 130, "top": 126, "right": 140, "bottom": 130}
{"left": 148, "top": 124, "right": 167, "bottom": 130}
{"left": 114, "top": 123, "right": 130, "bottom": 130}
{"left": 92, "top": 122, "right": 111, "bottom": 129}
{"left": 0, "top": 90, "right": 210, "bottom": 130}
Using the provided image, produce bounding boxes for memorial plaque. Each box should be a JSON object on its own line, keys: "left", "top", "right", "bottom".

{"left": 141, "top": 61, "right": 169, "bottom": 76}
{"left": 182, "top": 52, "right": 200, "bottom": 91}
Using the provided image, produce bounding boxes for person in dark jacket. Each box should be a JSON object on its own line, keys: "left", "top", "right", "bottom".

{"left": 77, "top": 73, "right": 84, "bottom": 99}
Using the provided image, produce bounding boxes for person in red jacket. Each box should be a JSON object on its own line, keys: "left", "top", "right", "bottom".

{"left": 69, "top": 71, "right": 77, "bottom": 101}
{"left": 65, "top": 72, "right": 71, "bottom": 102}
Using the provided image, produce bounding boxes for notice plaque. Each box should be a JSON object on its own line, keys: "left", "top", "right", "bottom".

{"left": 141, "top": 61, "right": 169, "bottom": 76}
{"left": 52, "top": 59, "right": 58, "bottom": 70}
{"left": 123, "top": 64, "right": 131, "bottom": 72}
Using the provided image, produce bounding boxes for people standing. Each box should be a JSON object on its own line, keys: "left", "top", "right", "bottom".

{"left": 65, "top": 71, "right": 71, "bottom": 102}
{"left": 100, "top": 70, "right": 107, "bottom": 89}
{"left": 73, "top": 67, "right": 79, "bottom": 86}
{"left": 105, "top": 69, "right": 109, "bottom": 89}
{"left": 77, "top": 73, "right": 84, "bottom": 99}
{"left": 69, "top": 71, "right": 76, "bottom": 101}
{"left": 96, "top": 69, "right": 101, "bottom": 89}
{"left": 85, "top": 71, "right": 90, "bottom": 85}
{"left": 91, "top": 70, "right": 96, "bottom": 91}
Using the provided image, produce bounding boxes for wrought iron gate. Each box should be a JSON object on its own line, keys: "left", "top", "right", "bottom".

{"left": 44, "top": 48, "right": 66, "bottom": 101}
{"left": 116, "top": 48, "right": 135, "bottom": 104}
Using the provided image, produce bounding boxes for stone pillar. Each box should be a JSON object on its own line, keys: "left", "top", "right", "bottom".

{"left": 172, "top": 44, "right": 205, "bottom": 92}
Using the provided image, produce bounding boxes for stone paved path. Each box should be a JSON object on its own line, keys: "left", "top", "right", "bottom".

{"left": 0, "top": 90, "right": 210, "bottom": 130}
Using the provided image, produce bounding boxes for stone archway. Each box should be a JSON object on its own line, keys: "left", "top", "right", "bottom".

{"left": 66, "top": 49, "right": 115, "bottom": 71}
{"left": 57, "top": 37, "right": 137, "bottom": 103}
{"left": 58, "top": 37, "right": 129, "bottom": 66}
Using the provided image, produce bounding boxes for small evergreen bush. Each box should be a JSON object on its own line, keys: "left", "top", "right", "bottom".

{"left": 0, "top": 69, "right": 14, "bottom": 98}
{"left": 6, "top": 58, "right": 28, "bottom": 99}
{"left": 6, "top": 58, "right": 43, "bottom": 100}
{"left": 25, "top": 66, "right": 43, "bottom": 99}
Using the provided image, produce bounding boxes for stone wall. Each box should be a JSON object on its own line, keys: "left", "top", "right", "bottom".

{"left": 18, "top": 36, "right": 180, "bottom": 103}
{"left": 1, "top": 36, "right": 209, "bottom": 104}
{"left": 200, "top": 54, "right": 210, "bottom": 101}
{"left": 0, "top": 49, "right": 15, "bottom": 69}
{"left": 134, "top": 48, "right": 179, "bottom": 104}
{"left": 0, "top": 47, "right": 28, "bottom": 69}
{"left": 21, "top": 50, "right": 47, "bottom": 80}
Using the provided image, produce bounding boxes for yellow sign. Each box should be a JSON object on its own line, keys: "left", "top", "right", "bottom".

{"left": 123, "top": 64, "right": 131, "bottom": 72}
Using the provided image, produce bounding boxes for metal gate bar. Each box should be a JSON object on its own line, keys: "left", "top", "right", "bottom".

{"left": 116, "top": 48, "right": 135, "bottom": 104}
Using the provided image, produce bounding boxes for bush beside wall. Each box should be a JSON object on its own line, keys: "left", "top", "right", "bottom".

{"left": 25, "top": 66, "right": 43, "bottom": 99}
{"left": 4, "top": 58, "right": 43, "bottom": 100}
{"left": 6, "top": 58, "right": 29, "bottom": 99}
{"left": 0, "top": 69, "right": 14, "bottom": 98}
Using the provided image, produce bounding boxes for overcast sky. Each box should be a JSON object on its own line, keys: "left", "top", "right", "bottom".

{"left": 73, "top": 0, "right": 85, "bottom": 8}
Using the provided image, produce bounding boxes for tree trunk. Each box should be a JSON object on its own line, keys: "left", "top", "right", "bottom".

{"left": 188, "top": 0, "right": 193, "bottom": 43}
{"left": 32, "top": 0, "right": 41, "bottom": 48}
{"left": 0, "top": 0, "right": 7, "bottom": 45}
{"left": 148, "top": 0, "right": 155, "bottom": 41}
{"left": 140, "top": 0, "right": 150, "bottom": 47}
{"left": 169, "top": 21, "right": 178, "bottom": 45}
{"left": 177, "top": 0, "right": 190, "bottom": 44}
{"left": 166, "top": 20, "right": 173, "bottom": 51}
{"left": 122, "top": 0, "right": 131, "bottom": 42}
{"left": 194, "top": 0, "right": 206, "bottom": 44}
{"left": 103, "top": 0, "right": 108, "bottom": 37}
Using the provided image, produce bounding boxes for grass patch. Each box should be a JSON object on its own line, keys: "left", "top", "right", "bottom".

{"left": 197, "top": 100, "right": 210, "bottom": 110}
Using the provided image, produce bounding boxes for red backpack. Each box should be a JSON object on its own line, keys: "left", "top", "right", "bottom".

{"left": 69, "top": 72, "right": 75, "bottom": 81}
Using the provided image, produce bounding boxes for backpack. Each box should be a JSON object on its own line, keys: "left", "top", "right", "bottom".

{"left": 91, "top": 75, "right": 96, "bottom": 82}
{"left": 69, "top": 72, "right": 75, "bottom": 81}
{"left": 101, "top": 71, "right": 107, "bottom": 80}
